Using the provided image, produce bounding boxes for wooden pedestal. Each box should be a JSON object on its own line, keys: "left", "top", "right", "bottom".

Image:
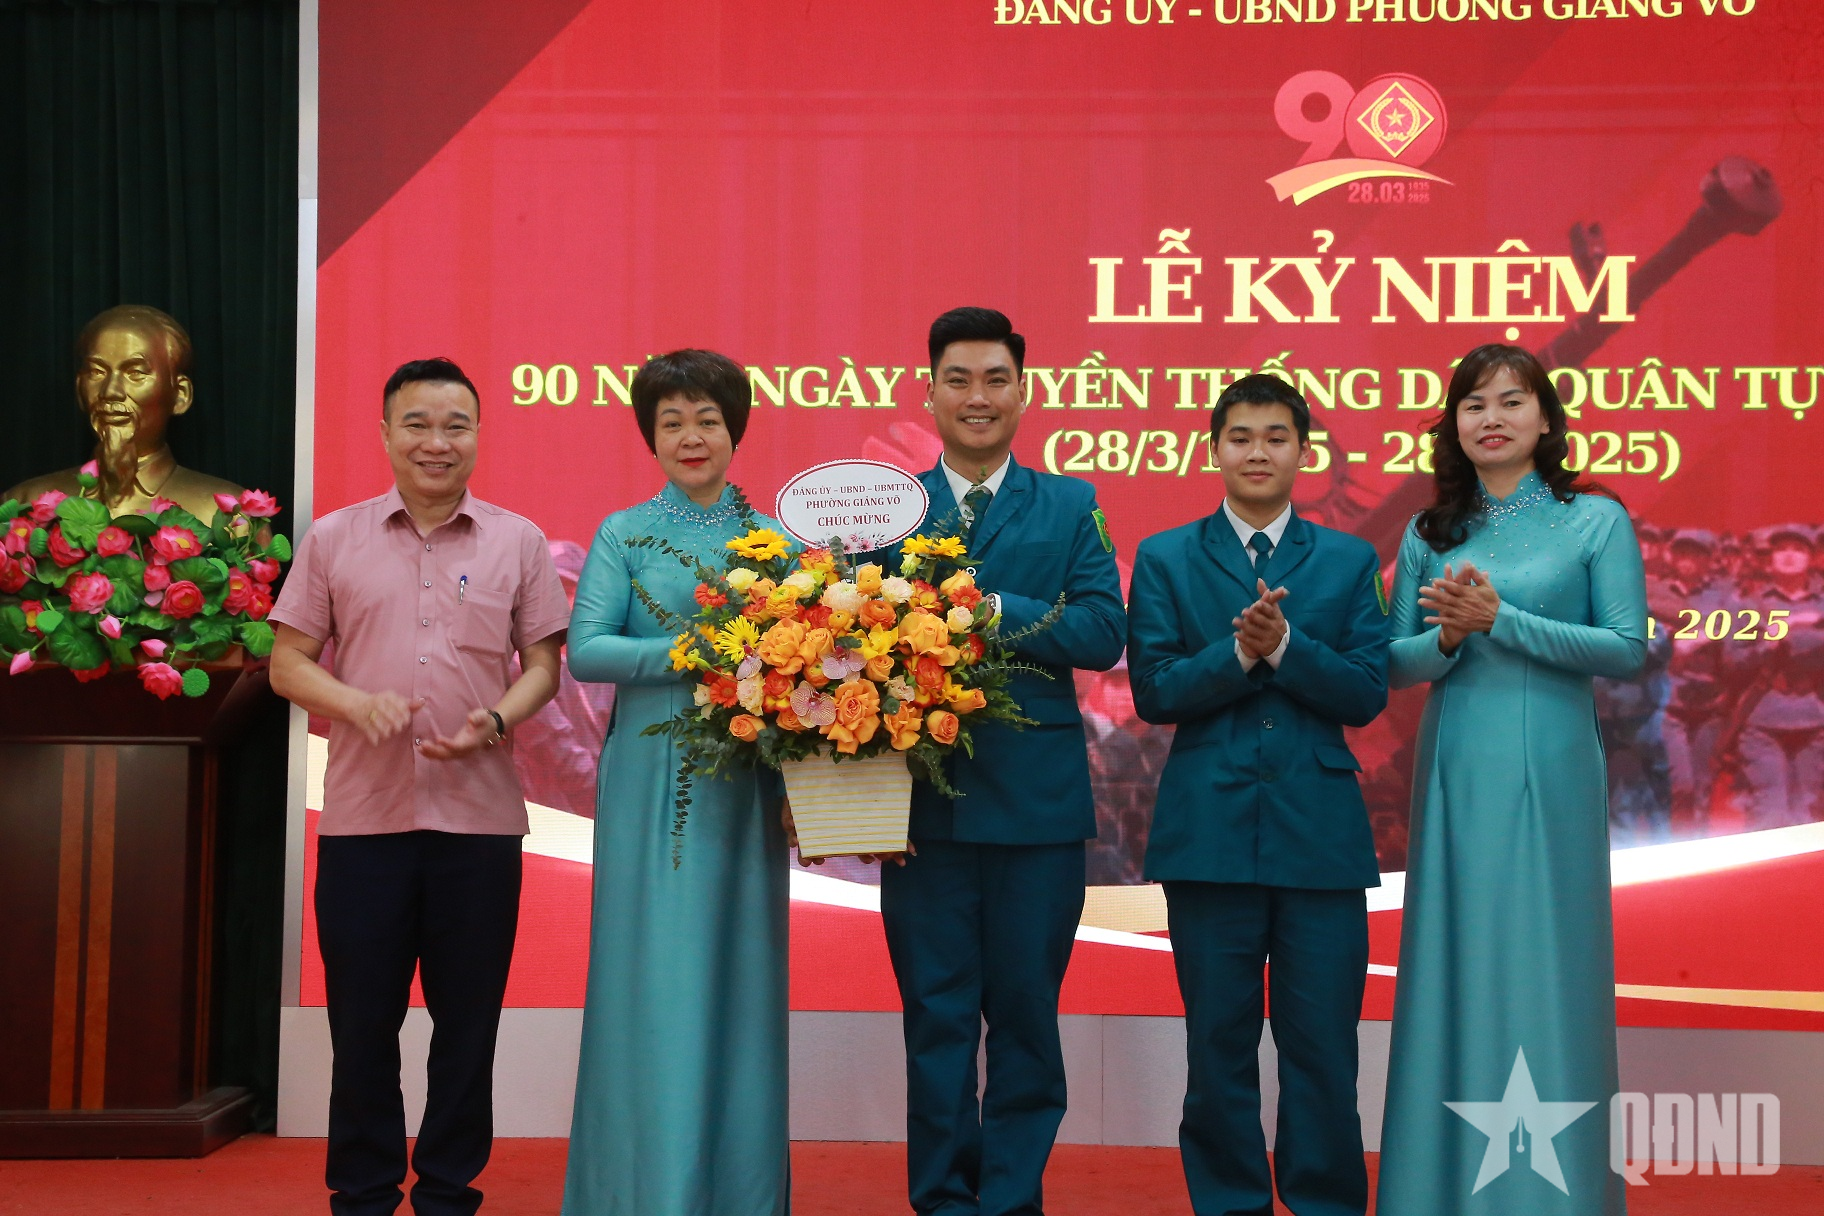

{"left": 0, "top": 665, "right": 269, "bottom": 1157}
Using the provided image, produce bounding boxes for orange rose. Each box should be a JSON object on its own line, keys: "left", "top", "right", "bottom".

{"left": 857, "top": 598, "right": 897, "bottom": 630}
{"left": 947, "top": 687, "right": 987, "bottom": 714}
{"left": 898, "top": 610, "right": 950, "bottom": 656}
{"left": 940, "top": 569, "right": 983, "bottom": 610}
{"left": 728, "top": 714, "right": 762, "bottom": 742}
{"left": 776, "top": 706, "right": 809, "bottom": 732}
{"left": 758, "top": 619, "right": 810, "bottom": 674}
{"left": 824, "top": 679, "right": 882, "bottom": 754}
{"left": 884, "top": 703, "right": 923, "bottom": 750}
{"left": 865, "top": 654, "right": 895, "bottom": 682}
{"left": 913, "top": 653, "right": 947, "bottom": 690}
{"left": 854, "top": 563, "right": 884, "bottom": 596}
{"left": 797, "top": 627, "right": 835, "bottom": 673}
{"left": 926, "top": 709, "right": 960, "bottom": 746}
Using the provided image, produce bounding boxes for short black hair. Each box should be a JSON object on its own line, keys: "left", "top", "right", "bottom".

{"left": 1211, "top": 373, "right": 1311, "bottom": 444}
{"left": 630, "top": 349, "right": 752, "bottom": 453}
{"left": 383, "top": 357, "right": 480, "bottom": 420}
{"left": 928, "top": 307, "right": 1025, "bottom": 375}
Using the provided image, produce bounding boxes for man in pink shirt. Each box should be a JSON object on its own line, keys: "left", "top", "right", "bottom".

{"left": 270, "top": 358, "right": 568, "bottom": 1216}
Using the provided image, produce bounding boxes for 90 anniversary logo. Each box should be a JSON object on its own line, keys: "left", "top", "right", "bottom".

{"left": 1266, "top": 70, "right": 1451, "bottom": 205}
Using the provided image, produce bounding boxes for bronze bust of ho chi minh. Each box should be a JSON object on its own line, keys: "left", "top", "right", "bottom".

{"left": 5, "top": 305, "right": 244, "bottom": 524}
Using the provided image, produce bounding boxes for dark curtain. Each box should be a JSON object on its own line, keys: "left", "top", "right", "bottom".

{"left": 0, "top": 0, "right": 299, "bottom": 1129}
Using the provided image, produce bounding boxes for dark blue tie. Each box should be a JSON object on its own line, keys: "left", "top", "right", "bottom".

{"left": 1249, "top": 530, "right": 1273, "bottom": 574}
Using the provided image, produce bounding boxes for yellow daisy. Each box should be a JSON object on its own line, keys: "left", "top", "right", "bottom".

{"left": 926, "top": 536, "right": 967, "bottom": 559}
{"left": 727, "top": 528, "right": 790, "bottom": 562}
{"left": 713, "top": 615, "right": 762, "bottom": 663}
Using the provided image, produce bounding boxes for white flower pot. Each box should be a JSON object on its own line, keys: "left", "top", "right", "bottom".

{"left": 780, "top": 750, "right": 913, "bottom": 860}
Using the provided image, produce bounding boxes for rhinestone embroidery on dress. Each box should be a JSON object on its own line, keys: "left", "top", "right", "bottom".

{"left": 1477, "top": 479, "right": 1554, "bottom": 522}
{"left": 649, "top": 490, "right": 743, "bottom": 528}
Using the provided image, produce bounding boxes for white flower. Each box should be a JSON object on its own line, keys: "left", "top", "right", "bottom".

{"left": 780, "top": 570, "right": 818, "bottom": 598}
{"left": 693, "top": 684, "right": 712, "bottom": 706}
{"left": 821, "top": 581, "right": 864, "bottom": 614}
{"left": 737, "top": 673, "right": 765, "bottom": 714}
{"left": 880, "top": 576, "right": 914, "bottom": 604}
{"left": 946, "top": 606, "right": 975, "bottom": 633}
{"left": 725, "top": 566, "right": 760, "bottom": 592}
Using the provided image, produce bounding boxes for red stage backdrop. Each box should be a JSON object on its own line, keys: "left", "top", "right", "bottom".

{"left": 312, "top": 1, "right": 1824, "bottom": 1030}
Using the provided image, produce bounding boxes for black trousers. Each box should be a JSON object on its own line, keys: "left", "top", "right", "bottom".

{"left": 315, "top": 831, "right": 523, "bottom": 1216}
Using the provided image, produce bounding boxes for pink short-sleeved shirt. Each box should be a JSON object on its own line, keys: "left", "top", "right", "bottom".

{"left": 272, "top": 488, "right": 570, "bottom": 836}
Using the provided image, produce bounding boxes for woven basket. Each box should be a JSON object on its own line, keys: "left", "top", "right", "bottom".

{"left": 779, "top": 750, "right": 913, "bottom": 860}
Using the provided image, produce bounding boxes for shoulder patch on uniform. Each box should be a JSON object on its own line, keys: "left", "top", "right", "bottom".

{"left": 1091, "top": 508, "right": 1114, "bottom": 553}
{"left": 1374, "top": 569, "right": 1390, "bottom": 615}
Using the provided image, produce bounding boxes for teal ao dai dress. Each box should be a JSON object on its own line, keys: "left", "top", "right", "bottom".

{"left": 1376, "top": 472, "right": 1647, "bottom": 1216}
{"left": 561, "top": 483, "right": 790, "bottom": 1216}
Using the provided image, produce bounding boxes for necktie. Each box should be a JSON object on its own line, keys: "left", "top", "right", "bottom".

{"left": 963, "top": 484, "right": 993, "bottom": 544}
{"left": 1249, "top": 530, "right": 1273, "bottom": 574}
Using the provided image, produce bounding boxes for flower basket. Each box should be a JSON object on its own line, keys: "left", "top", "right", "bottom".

{"left": 625, "top": 484, "right": 1062, "bottom": 868}
{"left": 779, "top": 750, "right": 912, "bottom": 860}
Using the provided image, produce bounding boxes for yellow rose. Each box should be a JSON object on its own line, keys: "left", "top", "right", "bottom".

{"left": 724, "top": 566, "right": 760, "bottom": 592}
{"left": 825, "top": 679, "right": 882, "bottom": 754}
{"left": 946, "top": 606, "right": 974, "bottom": 633}
{"left": 780, "top": 570, "right": 818, "bottom": 599}
{"left": 728, "top": 714, "right": 762, "bottom": 742}
{"left": 855, "top": 563, "right": 883, "bottom": 596}
{"left": 898, "top": 610, "right": 950, "bottom": 656}
{"left": 758, "top": 619, "right": 810, "bottom": 674}
{"left": 947, "top": 687, "right": 987, "bottom": 714}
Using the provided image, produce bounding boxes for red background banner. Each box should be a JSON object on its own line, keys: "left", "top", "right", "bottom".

{"left": 314, "top": 0, "right": 1824, "bottom": 1028}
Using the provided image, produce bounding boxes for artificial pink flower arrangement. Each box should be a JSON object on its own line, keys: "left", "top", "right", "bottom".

{"left": 0, "top": 463, "right": 290, "bottom": 698}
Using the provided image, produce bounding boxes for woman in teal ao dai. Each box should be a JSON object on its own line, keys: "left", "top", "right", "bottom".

{"left": 1376, "top": 345, "right": 1647, "bottom": 1216}
{"left": 561, "top": 351, "right": 789, "bottom": 1216}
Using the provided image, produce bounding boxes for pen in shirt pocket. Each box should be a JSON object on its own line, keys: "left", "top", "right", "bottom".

{"left": 459, "top": 573, "right": 467, "bottom": 605}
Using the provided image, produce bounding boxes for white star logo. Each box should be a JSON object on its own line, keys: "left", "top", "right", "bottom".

{"left": 1444, "top": 1048, "right": 1598, "bottom": 1195}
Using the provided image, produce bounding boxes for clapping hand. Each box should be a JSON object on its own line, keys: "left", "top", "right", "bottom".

{"left": 1419, "top": 562, "right": 1502, "bottom": 654}
{"left": 1232, "top": 578, "right": 1289, "bottom": 661}
{"left": 420, "top": 707, "right": 503, "bottom": 760}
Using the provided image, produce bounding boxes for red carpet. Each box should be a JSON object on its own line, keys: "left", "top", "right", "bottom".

{"left": 2, "top": 1137, "right": 1821, "bottom": 1215}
